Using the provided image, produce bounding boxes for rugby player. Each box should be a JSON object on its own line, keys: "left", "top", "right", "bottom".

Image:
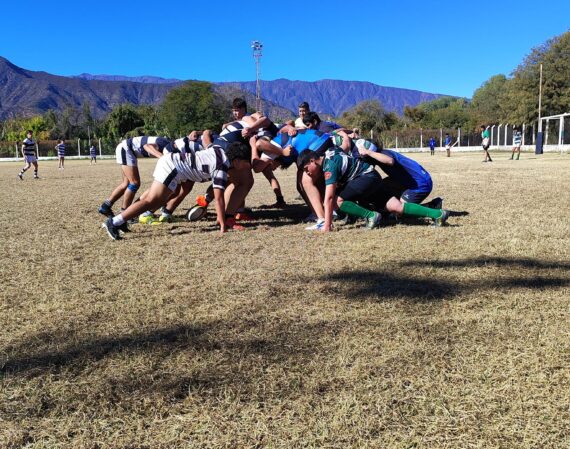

{"left": 18, "top": 130, "right": 39, "bottom": 180}
{"left": 298, "top": 147, "right": 450, "bottom": 232}
{"left": 98, "top": 136, "right": 170, "bottom": 217}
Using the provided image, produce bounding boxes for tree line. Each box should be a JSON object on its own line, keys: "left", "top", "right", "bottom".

{"left": 1, "top": 30, "right": 567, "bottom": 143}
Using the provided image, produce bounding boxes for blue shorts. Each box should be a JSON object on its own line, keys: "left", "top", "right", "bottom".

{"left": 381, "top": 176, "right": 432, "bottom": 204}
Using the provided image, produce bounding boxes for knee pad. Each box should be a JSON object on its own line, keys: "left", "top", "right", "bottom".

{"left": 127, "top": 183, "right": 139, "bottom": 192}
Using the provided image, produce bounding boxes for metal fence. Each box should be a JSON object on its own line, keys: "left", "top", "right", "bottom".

{"left": 375, "top": 122, "right": 569, "bottom": 152}
{"left": 0, "top": 138, "right": 119, "bottom": 159}
{"left": 1, "top": 120, "right": 568, "bottom": 159}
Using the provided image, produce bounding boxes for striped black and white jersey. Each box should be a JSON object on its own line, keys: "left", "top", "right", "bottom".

{"left": 214, "top": 120, "right": 249, "bottom": 150}
{"left": 89, "top": 146, "right": 97, "bottom": 156}
{"left": 172, "top": 138, "right": 230, "bottom": 190}
{"left": 125, "top": 136, "right": 171, "bottom": 157}
{"left": 56, "top": 143, "right": 65, "bottom": 157}
{"left": 22, "top": 138, "right": 36, "bottom": 156}
{"left": 171, "top": 136, "right": 204, "bottom": 155}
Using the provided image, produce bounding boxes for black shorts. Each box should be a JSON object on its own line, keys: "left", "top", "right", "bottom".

{"left": 338, "top": 171, "right": 393, "bottom": 210}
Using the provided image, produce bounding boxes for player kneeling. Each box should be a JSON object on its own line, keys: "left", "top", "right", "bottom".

{"left": 101, "top": 141, "right": 250, "bottom": 240}
{"left": 298, "top": 148, "right": 451, "bottom": 232}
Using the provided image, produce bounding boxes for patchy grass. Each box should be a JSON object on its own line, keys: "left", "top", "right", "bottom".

{"left": 1, "top": 152, "right": 569, "bottom": 449}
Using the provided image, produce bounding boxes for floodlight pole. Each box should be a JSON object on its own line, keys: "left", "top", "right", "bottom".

{"left": 251, "top": 40, "right": 263, "bottom": 113}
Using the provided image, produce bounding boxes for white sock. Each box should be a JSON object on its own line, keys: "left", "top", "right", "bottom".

{"left": 112, "top": 215, "right": 126, "bottom": 226}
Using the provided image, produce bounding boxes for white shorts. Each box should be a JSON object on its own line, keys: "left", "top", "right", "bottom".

{"left": 24, "top": 155, "right": 37, "bottom": 164}
{"left": 115, "top": 143, "right": 138, "bottom": 166}
{"left": 260, "top": 140, "right": 282, "bottom": 161}
{"left": 153, "top": 155, "right": 185, "bottom": 192}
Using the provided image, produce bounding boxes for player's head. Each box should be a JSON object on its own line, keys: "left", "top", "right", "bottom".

{"left": 232, "top": 98, "right": 247, "bottom": 119}
{"left": 225, "top": 142, "right": 251, "bottom": 170}
{"left": 480, "top": 125, "right": 486, "bottom": 130}
{"left": 26, "top": 130, "right": 33, "bottom": 137}
{"left": 298, "top": 102, "right": 310, "bottom": 117}
{"left": 302, "top": 112, "right": 321, "bottom": 129}
{"left": 298, "top": 149, "right": 322, "bottom": 177}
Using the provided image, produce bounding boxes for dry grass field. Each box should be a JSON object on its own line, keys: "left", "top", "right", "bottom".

{"left": 1, "top": 152, "right": 569, "bottom": 449}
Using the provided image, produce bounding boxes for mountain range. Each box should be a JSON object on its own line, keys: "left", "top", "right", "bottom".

{"left": 0, "top": 56, "right": 447, "bottom": 120}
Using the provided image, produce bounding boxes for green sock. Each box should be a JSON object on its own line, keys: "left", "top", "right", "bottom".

{"left": 403, "top": 202, "right": 442, "bottom": 219}
{"left": 340, "top": 201, "right": 375, "bottom": 219}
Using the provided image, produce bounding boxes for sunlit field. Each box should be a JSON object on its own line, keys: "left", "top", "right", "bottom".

{"left": 1, "top": 151, "right": 569, "bottom": 448}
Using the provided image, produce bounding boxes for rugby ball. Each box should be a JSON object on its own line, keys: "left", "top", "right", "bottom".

{"left": 355, "top": 139, "right": 378, "bottom": 152}
{"left": 187, "top": 205, "right": 207, "bottom": 222}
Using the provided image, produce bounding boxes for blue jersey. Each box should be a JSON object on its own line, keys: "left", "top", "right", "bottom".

{"left": 377, "top": 150, "right": 431, "bottom": 188}
{"left": 444, "top": 136, "right": 451, "bottom": 145}
{"left": 318, "top": 121, "right": 341, "bottom": 133}
{"left": 429, "top": 138, "right": 436, "bottom": 148}
{"left": 271, "top": 129, "right": 333, "bottom": 167}
{"left": 56, "top": 143, "right": 65, "bottom": 157}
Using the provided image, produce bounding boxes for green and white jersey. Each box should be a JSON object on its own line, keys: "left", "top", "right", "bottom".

{"left": 322, "top": 147, "right": 375, "bottom": 187}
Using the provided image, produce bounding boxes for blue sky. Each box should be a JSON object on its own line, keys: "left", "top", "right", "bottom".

{"left": 2, "top": 0, "right": 568, "bottom": 98}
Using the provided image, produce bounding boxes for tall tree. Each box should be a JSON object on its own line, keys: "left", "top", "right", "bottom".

{"left": 502, "top": 31, "right": 570, "bottom": 124}
{"left": 339, "top": 100, "right": 397, "bottom": 136}
{"left": 471, "top": 74, "right": 508, "bottom": 124}
{"left": 160, "top": 81, "right": 228, "bottom": 136}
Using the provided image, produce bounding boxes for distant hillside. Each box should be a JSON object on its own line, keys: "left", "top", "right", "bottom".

{"left": 74, "top": 73, "right": 448, "bottom": 117}
{"left": 0, "top": 56, "right": 448, "bottom": 121}
{"left": 0, "top": 58, "right": 292, "bottom": 121}
{"left": 0, "top": 57, "right": 175, "bottom": 120}
{"left": 75, "top": 73, "right": 181, "bottom": 84}
{"left": 218, "top": 79, "right": 445, "bottom": 116}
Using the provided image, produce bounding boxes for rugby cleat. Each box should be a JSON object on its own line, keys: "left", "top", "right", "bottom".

{"left": 18, "top": 173, "right": 23, "bottom": 180}
{"left": 139, "top": 214, "right": 156, "bottom": 225}
{"left": 151, "top": 214, "right": 172, "bottom": 225}
{"left": 365, "top": 212, "right": 382, "bottom": 230}
{"left": 433, "top": 209, "right": 450, "bottom": 227}
{"left": 98, "top": 203, "right": 114, "bottom": 217}
{"left": 118, "top": 222, "right": 131, "bottom": 233}
{"left": 305, "top": 218, "right": 325, "bottom": 231}
{"left": 102, "top": 217, "right": 122, "bottom": 240}
{"left": 425, "top": 197, "right": 443, "bottom": 209}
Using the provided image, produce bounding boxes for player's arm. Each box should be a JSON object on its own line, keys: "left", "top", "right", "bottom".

{"left": 279, "top": 124, "right": 297, "bottom": 136}
{"left": 213, "top": 187, "right": 226, "bottom": 234}
{"left": 242, "top": 114, "right": 271, "bottom": 137}
{"left": 334, "top": 130, "right": 352, "bottom": 153}
{"left": 143, "top": 144, "right": 164, "bottom": 159}
{"left": 358, "top": 147, "right": 394, "bottom": 165}
{"left": 21, "top": 143, "right": 25, "bottom": 158}
{"left": 323, "top": 183, "right": 336, "bottom": 232}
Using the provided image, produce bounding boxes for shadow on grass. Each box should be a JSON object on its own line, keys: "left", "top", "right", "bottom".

{"left": 1, "top": 317, "right": 341, "bottom": 415}
{"left": 1, "top": 324, "right": 207, "bottom": 376}
{"left": 318, "top": 256, "right": 570, "bottom": 303}
{"left": 321, "top": 270, "right": 455, "bottom": 302}
{"left": 400, "top": 256, "right": 570, "bottom": 270}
